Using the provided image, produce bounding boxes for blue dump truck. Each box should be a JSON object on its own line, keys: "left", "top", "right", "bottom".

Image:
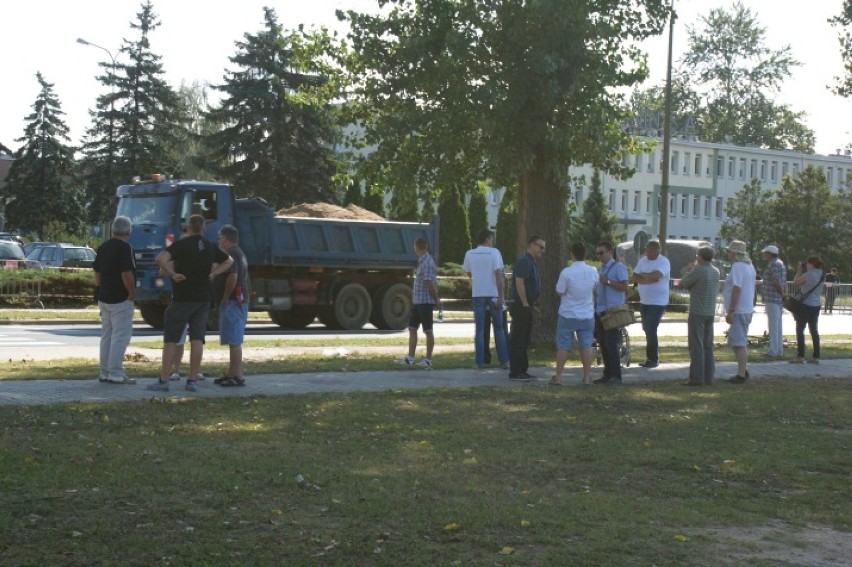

{"left": 115, "top": 175, "right": 439, "bottom": 330}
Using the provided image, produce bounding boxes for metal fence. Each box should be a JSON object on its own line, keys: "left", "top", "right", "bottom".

{"left": 667, "top": 279, "right": 852, "bottom": 314}
{"left": 0, "top": 262, "right": 44, "bottom": 307}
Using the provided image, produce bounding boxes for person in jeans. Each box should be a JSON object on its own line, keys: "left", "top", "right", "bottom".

{"left": 462, "top": 229, "right": 509, "bottom": 369}
{"left": 148, "top": 214, "right": 233, "bottom": 392}
{"left": 508, "top": 235, "right": 545, "bottom": 381}
{"left": 395, "top": 237, "right": 441, "bottom": 368}
{"left": 679, "top": 246, "right": 720, "bottom": 386}
{"left": 213, "top": 225, "right": 250, "bottom": 386}
{"left": 723, "top": 240, "right": 757, "bottom": 384}
{"left": 93, "top": 216, "right": 136, "bottom": 385}
{"left": 789, "top": 256, "right": 824, "bottom": 364}
{"left": 760, "top": 245, "right": 786, "bottom": 359}
{"left": 552, "top": 241, "right": 598, "bottom": 385}
{"left": 630, "top": 240, "right": 670, "bottom": 368}
{"left": 593, "top": 241, "right": 629, "bottom": 385}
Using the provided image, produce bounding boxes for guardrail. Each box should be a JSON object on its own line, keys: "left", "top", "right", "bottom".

{"left": 0, "top": 261, "right": 44, "bottom": 307}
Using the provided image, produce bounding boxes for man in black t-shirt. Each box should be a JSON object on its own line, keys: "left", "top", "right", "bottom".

{"left": 147, "top": 214, "right": 233, "bottom": 392}
{"left": 93, "top": 216, "right": 136, "bottom": 385}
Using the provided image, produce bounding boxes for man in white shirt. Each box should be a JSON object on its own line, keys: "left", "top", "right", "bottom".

{"left": 723, "top": 240, "right": 757, "bottom": 384}
{"left": 462, "top": 229, "right": 509, "bottom": 369}
{"left": 552, "top": 242, "right": 599, "bottom": 385}
{"left": 630, "top": 240, "right": 671, "bottom": 368}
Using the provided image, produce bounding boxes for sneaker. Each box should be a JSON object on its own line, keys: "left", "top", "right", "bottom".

{"left": 639, "top": 361, "right": 659, "bottom": 368}
{"left": 185, "top": 380, "right": 197, "bottom": 392}
{"left": 500, "top": 363, "right": 510, "bottom": 370}
{"left": 107, "top": 376, "right": 136, "bottom": 385}
{"left": 169, "top": 372, "right": 181, "bottom": 382}
{"left": 99, "top": 376, "right": 109, "bottom": 383}
{"left": 394, "top": 356, "right": 415, "bottom": 366}
{"left": 509, "top": 374, "right": 532, "bottom": 382}
{"left": 417, "top": 359, "right": 432, "bottom": 368}
{"left": 218, "top": 377, "right": 245, "bottom": 387}
{"left": 146, "top": 380, "right": 170, "bottom": 392}
{"left": 196, "top": 372, "right": 206, "bottom": 381}
{"left": 788, "top": 357, "right": 805, "bottom": 364}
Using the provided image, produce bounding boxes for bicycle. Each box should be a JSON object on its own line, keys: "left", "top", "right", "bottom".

{"left": 593, "top": 326, "right": 632, "bottom": 368}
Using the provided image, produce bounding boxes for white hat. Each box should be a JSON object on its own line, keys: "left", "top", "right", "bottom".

{"left": 762, "top": 245, "right": 779, "bottom": 255}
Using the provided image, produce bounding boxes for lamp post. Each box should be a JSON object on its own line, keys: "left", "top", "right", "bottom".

{"left": 76, "top": 38, "right": 117, "bottom": 218}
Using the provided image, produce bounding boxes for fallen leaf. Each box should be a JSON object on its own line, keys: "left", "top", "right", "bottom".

{"left": 499, "top": 546, "right": 515, "bottom": 555}
{"left": 673, "top": 534, "right": 688, "bottom": 542}
{"left": 692, "top": 465, "right": 701, "bottom": 472}
{"left": 443, "top": 522, "right": 461, "bottom": 532}
{"left": 520, "top": 519, "right": 531, "bottom": 527}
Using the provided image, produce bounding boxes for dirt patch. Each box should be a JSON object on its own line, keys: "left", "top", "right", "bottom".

{"left": 694, "top": 521, "right": 850, "bottom": 566}
{"left": 277, "top": 203, "right": 385, "bottom": 221}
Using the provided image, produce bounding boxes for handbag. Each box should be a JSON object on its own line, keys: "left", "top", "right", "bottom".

{"left": 783, "top": 274, "right": 825, "bottom": 316}
{"left": 601, "top": 303, "right": 636, "bottom": 331}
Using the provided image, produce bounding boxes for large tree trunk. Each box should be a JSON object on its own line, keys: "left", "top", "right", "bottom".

{"left": 517, "top": 157, "right": 569, "bottom": 344}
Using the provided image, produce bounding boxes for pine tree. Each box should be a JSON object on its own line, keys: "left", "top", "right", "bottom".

{"left": 467, "top": 183, "right": 489, "bottom": 248}
{"left": 362, "top": 183, "right": 386, "bottom": 217}
{"left": 2, "top": 73, "right": 84, "bottom": 236}
{"left": 79, "top": 0, "right": 178, "bottom": 223}
{"left": 437, "top": 186, "right": 470, "bottom": 266}
{"left": 570, "top": 169, "right": 620, "bottom": 259}
{"left": 495, "top": 188, "right": 517, "bottom": 264}
{"left": 207, "top": 7, "right": 344, "bottom": 208}
{"left": 343, "top": 178, "right": 363, "bottom": 206}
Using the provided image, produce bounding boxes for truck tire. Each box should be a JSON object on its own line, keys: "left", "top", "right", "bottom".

{"left": 270, "top": 306, "right": 317, "bottom": 329}
{"left": 371, "top": 283, "right": 412, "bottom": 330}
{"left": 330, "top": 283, "right": 372, "bottom": 330}
{"left": 139, "top": 304, "right": 166, "bottom": 329}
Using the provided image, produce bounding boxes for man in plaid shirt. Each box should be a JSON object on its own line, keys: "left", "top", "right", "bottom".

{"left": 761, "top": 245, "right": 786, "bottom": 358}
{"left": 395, "top": 237, "right": 441, "bottom": 368}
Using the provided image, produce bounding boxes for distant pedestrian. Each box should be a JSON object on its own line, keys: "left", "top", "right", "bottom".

{"left": 679, "top": 246, "right": 720, "bottom": 386}
{"left": 462, "top": 229, "right": 509, "bottom": 369}
{"left": 593, "top": 241, "right": 629, "bottom": 385}
{"left": 395, "top": 237, "right": 441, "bottom": 368}
{"left": 630, "top": 240, "right": 670, "bottom": 368}
{"left": 508, "top": 235, "right": 545, "bottom": 381}
{"left": 213, "top": 225, "right": 250, "bottom": 386}
{"left": 723, "top": 240, "right": 757, "bottom": 384}
{"left": 93, "top": 216, "right": 136, "bottom": 385}
{"left": 760, "top": 245, "right": 786, "bottom": 359}
{"left": 552, "top": 242, "right": 598, "bottom": 385}
{"left": 824, "top": 267, "right": 839, "bottom": 314}
{"left": 147, "top": 214, "right": 233, "bottom": 392}
{"left": 789, "top": 256, "right": 824, "bottom": 364}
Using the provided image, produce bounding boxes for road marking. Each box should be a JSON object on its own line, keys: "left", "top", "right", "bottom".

{"left": 0, "top": 341, "right": 64, "bottom": 346}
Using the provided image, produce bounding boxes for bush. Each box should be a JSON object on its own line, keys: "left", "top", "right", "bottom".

{"left": 0, "top": 268, "right": 95, "bottom": 307}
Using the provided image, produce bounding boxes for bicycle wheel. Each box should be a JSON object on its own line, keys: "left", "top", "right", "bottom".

{"left": 619, "top": 327, "right": 631, "bottom": 367}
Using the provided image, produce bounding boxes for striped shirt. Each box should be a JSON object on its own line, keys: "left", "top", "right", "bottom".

{"left": 680, "top": 263, "right": 720, "bottom": 317}
{"left": 761, "top": 258, "right": 785, "bottom": 305}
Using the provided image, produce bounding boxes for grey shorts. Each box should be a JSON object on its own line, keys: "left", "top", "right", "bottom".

{"left": 727, "top": 312, "right": 753, "bottom": 347}
{"left": 163, "top": 302, "right": 210, "bottom": 344}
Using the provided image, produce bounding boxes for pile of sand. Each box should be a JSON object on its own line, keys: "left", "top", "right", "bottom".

{"left": 277, "top": 203, "right": 385, "bottom": 221}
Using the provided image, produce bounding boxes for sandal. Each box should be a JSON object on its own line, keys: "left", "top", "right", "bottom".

{"left": 219, "top": 377, "right": 245, "bottom": 387}
{"left": 548, "top": 375, "right": 562, "bottom": 386}
{"left": 214, "top": 375, "right": 235, "bottom": 385}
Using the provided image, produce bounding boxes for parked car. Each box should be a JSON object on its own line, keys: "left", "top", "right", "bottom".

{"left": 23, "top": 241, "right": 50, "bottom": 255}
{"left": 25, "top": 243, "right": 96, "bottom": 268}
{"left": 0, "top": 241, "right": 42, "bottom": 269}
{"left": 0, "top": 232, "right": 25, "bottom": 246}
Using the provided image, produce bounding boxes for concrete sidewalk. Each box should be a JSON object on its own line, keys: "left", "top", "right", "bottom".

{"left": 2, "top": 358, "right": 848, "bottom": 407}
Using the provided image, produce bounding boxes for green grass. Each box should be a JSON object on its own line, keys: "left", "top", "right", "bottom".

{"left": 0, "top": 379, "right": 848, "bottom": 565}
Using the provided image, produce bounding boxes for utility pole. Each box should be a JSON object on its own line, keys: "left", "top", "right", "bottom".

{"left": 658, "top": 2, "right": 675, "bottom": 256}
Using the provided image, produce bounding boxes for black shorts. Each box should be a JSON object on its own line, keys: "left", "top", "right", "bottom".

{"left": 408, "top": 303, "right": 435, "bottom": 332}
{"left": 163, "top": 302, "right": 210, "bottom": 344}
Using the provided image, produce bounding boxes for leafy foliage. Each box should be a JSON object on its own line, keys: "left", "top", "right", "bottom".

{"left": 830, "top": 0, "right": 852, "bottom": 97}
{"left": 494, "top": 188, "right": 517, "bottom": 264}
{"left": 2, "top": 73, "right": 85, "bottom": 237}
{"left": 437, "top": 186, "right": 470, "bottom": 266}
{"left": 720, "top": 178, "right": 772, "bottom": 260}
{"left": 466, "top": 183, "right": 489, "bottom": 248}
{"left": 569, "top": 170, "right": 622, "bottom": 260}
{"left": 207, "top": 7, "right": 344, "bottom": 207}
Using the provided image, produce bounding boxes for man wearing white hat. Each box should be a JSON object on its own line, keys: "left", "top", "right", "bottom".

{"left": 724, "top": 240, "right": 757, "bottom": 384}
{"left": 761, "top": 245, "right": 785, "bottom": 359}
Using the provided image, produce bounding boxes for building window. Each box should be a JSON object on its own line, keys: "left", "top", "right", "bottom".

{"left": 609, "top": 189, "right": 616, "bottom": 211}
{"left": 739, "top": 158, "right": 746, "bottom": 179}
{"left": 716, "top": 197, "right": 724, "bottom": 218}
{"left": 782, "top": 162, "right": 789, "bottom": 177}
{"left": 669, "top": 194, "right": 676, "bottom": 216}
{"left": 693, "top": 195, "right": 700, "bottom": 217}
{"left": 793, "top": 163, "right": 800, "bottom": 175}
{"left": 827, "top": 167, "right": 834, "bottom": 187}
{"left": 770, "top": 161, "right": 778, "bottom": 182}
{"left": 760, "top": 160, "right": 767, "bottom": 180}
{"left": 684, "top": 152, "right": 691, "bottom": 175}
{"left": 671, "top": 151, "right": 679, "bottom": 174}
{"left": 750, "top": 159, "right": 757, "bottom": 179}
{"left": 694, "top": 154, "right": 702, "bottom": 176}
{"left": 728, "top": 157, "right": 736, "bottom": 178}
{"left": 621, "top": 190, "right": 628, "bottom": 211}
{"left": 704, "top": 196, "right": 711, "bottom": 218}
{"left": 717, "top": 156, "right": 724, "bottom": 177}
{"left": 681, "top": 194, "right": 688, "bottom": 216}
{"left": 574, "top": 188, "right": 583, "bottom": 206}
{"left": 633, "top": 191, "right": 641, "bottom": 213}
{"left": 647, "top": 150, "right": 655, "bottom": 172}
{"left": 706, "top": 155, "right": 712, "bottom": 176}
{"left": 635, "top": 153, "right": 643, "bottom": 171}
{"left": 646, "top": 192, "right": 652, "bottom": 214}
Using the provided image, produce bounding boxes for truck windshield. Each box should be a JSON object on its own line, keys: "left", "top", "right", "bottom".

{"left": 116, "top": 194, "right": 177, "bottom": 226}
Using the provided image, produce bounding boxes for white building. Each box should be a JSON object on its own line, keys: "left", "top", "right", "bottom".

{"left": 485, "top": 138, "right": 852, "bottom": 248}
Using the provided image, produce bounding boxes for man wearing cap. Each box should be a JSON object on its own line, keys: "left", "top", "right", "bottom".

{"left": 761, "top": 245, "right": 786, "bottom": 359}
{"left": 723, "top": 240, "right": 757, "bottom": 384}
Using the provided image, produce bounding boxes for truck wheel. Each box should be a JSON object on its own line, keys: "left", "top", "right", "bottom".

{"left": 317, "top": 306, "right": 342, "bottom": 329}
{"left": 270, "top": 306, "right": 317, "bottom": 329}
{"left": 139, "top": 304, "right": 166, "bottom": 329}
{"left": 372, "top": 283, "right": 412, "bottom": 330}
{"left": 332, "top": 283, "right": 372, "bottom": 330}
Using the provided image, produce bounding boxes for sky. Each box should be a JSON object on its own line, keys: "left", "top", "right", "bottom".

{"left": 2, "top": 0, "right": 850, "bottom": 156}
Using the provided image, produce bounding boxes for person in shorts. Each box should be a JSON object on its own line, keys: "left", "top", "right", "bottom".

{"left": 147, "top": 214, "right": 232, "bottom": 392}
{"left": 552, "top": 242, "right": 598, "bottom": 385}
{"left": 170, "top": 325, "right": 206, "bottom": 382}
{"left": 723, "top": 240, "right": 757, "bottom": 384}
{"left": 213, "top": 224, "right": 250, "bottom": 386}
{"left": 395, "top": 237, "right": 440, "bottom": 368}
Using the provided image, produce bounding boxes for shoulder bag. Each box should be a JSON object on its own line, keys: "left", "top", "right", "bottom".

{"left": 600, "top": 262, "right": 636, "bottom": 331}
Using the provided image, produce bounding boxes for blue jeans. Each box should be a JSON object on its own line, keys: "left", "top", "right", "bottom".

{"left": 99, "top": 300, "right": 135, "bottom": 380}
{"left": 473, "top": 297, "right": 508, "bottom": 366}
{"left": 639, "top": 304, "right": 666, "bottom": 364}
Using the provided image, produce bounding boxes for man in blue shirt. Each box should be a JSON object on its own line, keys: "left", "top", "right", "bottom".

{"left": 508, "top": 235, "right": 545, "bottom": 381}
{"left": 593, "top": 241, "right": 629, "bottom": 385}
